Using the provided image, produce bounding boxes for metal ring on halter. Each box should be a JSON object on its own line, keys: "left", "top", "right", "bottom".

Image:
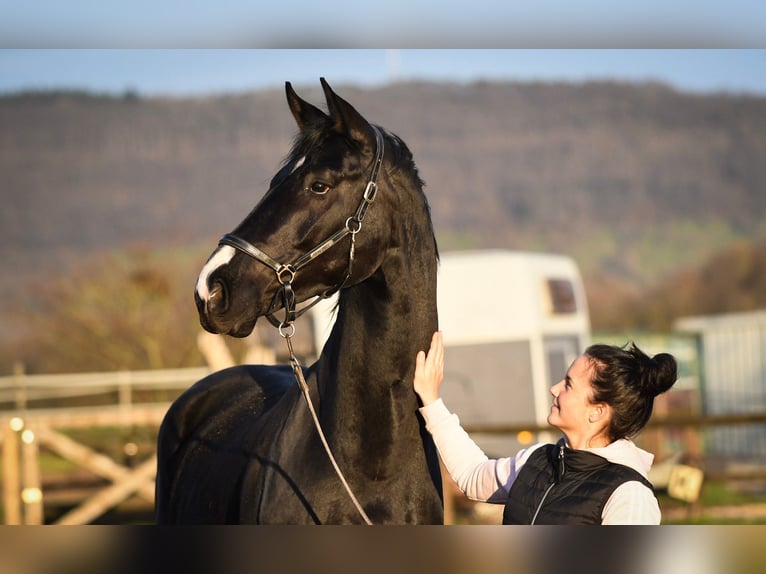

{"left": 345, "top": 217, "right": 362, "bottom": 234}
{"left": 278, "top": 322, "right": 296, "bottom": 338}
{"left": 276, "top": 264, "right": 296, "bottom": 284}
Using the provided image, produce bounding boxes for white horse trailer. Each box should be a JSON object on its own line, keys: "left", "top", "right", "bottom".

{"left": 435, "top": 250, "right": 591, "bottom": 456}
{"left": 309, "top": 249, "right": 591, "bottom": 457}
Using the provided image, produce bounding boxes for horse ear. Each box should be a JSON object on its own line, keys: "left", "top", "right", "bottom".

{"left": 285, "top": 81, "right": 328, "bottom": 130}
{"left": 320, "top": 77, "right": 375, "bottom": 151}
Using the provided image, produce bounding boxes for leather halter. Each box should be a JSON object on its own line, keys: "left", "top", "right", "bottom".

{"left": 219, "top": 125, "right": 384, "bottom": 332}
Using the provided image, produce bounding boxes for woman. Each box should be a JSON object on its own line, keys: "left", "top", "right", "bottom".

{"left": 414, "top": 331, "right": 678, "bottom": 524}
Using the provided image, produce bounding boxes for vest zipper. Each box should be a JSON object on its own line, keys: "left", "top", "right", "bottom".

{"left": 530, "top": 442, "right": 566, "bottom": 525}
{"left": 530, "top": 482, "right": 555, "bottom": 524}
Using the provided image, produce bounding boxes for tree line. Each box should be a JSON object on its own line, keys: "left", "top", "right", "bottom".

{"left": 2, "top": 82, "right": 766, "bottom": 373}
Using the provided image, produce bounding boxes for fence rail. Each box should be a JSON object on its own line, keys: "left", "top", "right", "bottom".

{"left": 0, "top": 367, "right": 210, "bottom": 408}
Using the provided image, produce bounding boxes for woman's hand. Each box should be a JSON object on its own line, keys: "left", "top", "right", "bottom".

{"left": 414, "top": 331, "right": 444, "bottom": 406}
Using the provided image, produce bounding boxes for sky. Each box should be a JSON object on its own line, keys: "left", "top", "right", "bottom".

{"left": 1, "top": 50, "right": 766, "bottom": 98}
{"left": 0, "top": 2, "right": 764, "bottom": 98}
{"left": 0, "top": 1, "right": 765, "bottom": 48}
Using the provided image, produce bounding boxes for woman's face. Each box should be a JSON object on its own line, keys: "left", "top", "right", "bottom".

{"left": 548, "top": 354, "right": 602, "bottom": 447}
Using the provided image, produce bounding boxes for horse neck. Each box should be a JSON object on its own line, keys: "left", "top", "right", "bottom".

{"left": 317, "top": 222, "right": 438, "bottom": 438}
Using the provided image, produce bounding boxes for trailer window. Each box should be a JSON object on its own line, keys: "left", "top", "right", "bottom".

{"left": 545, "top": 278, "right": 577, "bottom": 314}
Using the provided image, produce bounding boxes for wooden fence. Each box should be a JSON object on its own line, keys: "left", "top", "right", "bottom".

{"left": 0, "top": 367, "right": 206, "bottom": 525}
{"left": 2, "top": 367, "right": 766, "bottom": 524}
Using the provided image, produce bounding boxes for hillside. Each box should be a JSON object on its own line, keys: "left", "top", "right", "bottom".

{"left": 2, "top": 80, "right": 766, "bottom": 351}
{"left": 590, "top": 237, "right": 766, "bottom": 330}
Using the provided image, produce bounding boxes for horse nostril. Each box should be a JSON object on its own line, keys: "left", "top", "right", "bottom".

{"left": 207, "top": 281, "right": 227, "bottom": 314}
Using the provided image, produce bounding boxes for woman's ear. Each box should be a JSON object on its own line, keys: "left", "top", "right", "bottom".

{"left": 588, "top": 403, "right": 609, "bottom": 424}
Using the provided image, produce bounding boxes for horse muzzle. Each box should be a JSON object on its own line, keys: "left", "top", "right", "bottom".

{"left": 194, "top": 281, "right": 257, "bottom": 338}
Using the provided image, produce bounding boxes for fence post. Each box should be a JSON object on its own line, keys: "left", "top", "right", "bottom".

{"left": 20, "top": 426, "right": 43, "bottom": 524}
{"left": 13, "top": 362, "right": 26, "bottom": 411}
{"left": 2, "top": 418, "right": 23, "bottom": 524}
{"left": 118, "top": 371, "right": 133, "bottom": 412}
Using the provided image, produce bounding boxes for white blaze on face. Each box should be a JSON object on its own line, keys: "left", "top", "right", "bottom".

{"left": 195, "top": 245, "right": 236, "bottom": 301}
{"left": 291, "top": 156, "right": 305, "bottom": 173}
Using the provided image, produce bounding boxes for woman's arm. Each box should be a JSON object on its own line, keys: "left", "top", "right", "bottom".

{"left": 601, "top": 482, "right": 661, "bottom": 524}
{"left": 415, "top": 332, "right": 514, "bottom": 503}
{"left": 419, "top": 399, "right": 513, "bottom": 503}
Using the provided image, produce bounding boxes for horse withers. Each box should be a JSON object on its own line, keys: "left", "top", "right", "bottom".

{"left": 155, "top": 78, "right": 443, "bottom": 524}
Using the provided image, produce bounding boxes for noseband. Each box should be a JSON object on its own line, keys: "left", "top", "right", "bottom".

{"left": 219, "top": 125, "right": 384, "bottom": 333}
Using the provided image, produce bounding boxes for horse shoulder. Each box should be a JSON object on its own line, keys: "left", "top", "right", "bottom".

{"left": 158, "top": 364, "right": 294, "bottom": 456}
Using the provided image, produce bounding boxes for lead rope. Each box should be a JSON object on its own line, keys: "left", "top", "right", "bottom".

{"left": 280, "top": 326, "right": 373, "bottom": 525}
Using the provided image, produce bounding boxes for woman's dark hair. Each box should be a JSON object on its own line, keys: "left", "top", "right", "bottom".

{"left": 584, "top": 342, "right": 677, "bottom": 442}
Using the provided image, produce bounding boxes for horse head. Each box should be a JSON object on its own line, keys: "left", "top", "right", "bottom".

{"left": 194, "top": 78, "right": 395, "bottom": 337}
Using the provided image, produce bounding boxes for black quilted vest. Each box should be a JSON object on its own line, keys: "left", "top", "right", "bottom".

{"left": 502, "top": 439, "right": 654, "bottom": 524}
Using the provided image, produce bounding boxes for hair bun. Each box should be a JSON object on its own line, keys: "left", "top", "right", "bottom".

{"left": 645, "top": 353, "right": 677, "bottom": 396}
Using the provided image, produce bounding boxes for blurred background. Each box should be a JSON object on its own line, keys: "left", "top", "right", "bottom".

{"left": 1, "top": 47, "right": 766, "bottom": 529}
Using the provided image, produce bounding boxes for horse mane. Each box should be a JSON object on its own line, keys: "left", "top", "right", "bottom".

{"left": 378, "top": 127, "right": 439, "bottom": 263}
{"left": 280, "top": 121, "right": 423, "bottom": 189}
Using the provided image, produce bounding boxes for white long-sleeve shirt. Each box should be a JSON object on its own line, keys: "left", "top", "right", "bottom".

{"left": 420, "top": 398, "right": 661, "bottom": 524}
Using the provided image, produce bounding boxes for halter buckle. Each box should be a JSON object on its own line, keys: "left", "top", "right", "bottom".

{"left": 363, "top": 181, "right": 378, "bottom": 203}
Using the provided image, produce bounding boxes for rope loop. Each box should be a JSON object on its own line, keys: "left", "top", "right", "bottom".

{"left": 280, "top": 327, "right": 372, "bottom": 525}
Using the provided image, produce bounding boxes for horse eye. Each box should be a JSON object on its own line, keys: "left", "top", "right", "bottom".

{"left": 308, "top": 181, "right": 332, "bottom": 195}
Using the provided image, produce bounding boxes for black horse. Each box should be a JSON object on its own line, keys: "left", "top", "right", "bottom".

{"left": 155, "top": 78, "right": 443, "bottom": 524}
